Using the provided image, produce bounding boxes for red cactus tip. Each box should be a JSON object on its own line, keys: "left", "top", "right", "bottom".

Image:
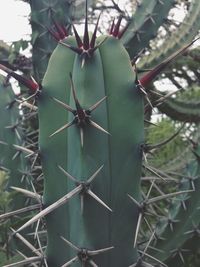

{"left": 48, "top": 18, "right": 68, "bottom": 42}
{"left": 0, "top": 64, "right": 39, "bottom": 92}
{"left": 59, "top": 1, "right": 104, "bottom": 64}
{"left": 139, "top": 37, "right": 200, "bottom": 88}
{"left": 109, "top": 16, "right": 128, "bottom": 39}
{"left": 72, "top": 12, "right": 102, "bottom": 55}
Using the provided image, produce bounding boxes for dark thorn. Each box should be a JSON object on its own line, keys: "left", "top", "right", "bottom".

{"left": 61, "top": 237, "right": 113, "bottom": 266}
{"left": 59, "top": 41, "right": 83, "bottom": 55}
{"left": 83, "top": 0, "right": 90, "bottom": 50}
{"left": 69, "top": 73, "right": 85, "bottom": 120}
{"left": 90, "top": 13, "right": 101, "bottom": 48}
{"left": 0, "top": 64, "right": 39, "bottom": 92}
{"left": 134, "top": 64, "right": 154, "bottom": 109}
{"left": 139, "top": 37, "right": 200, "bottom": 87}
{"left": 51, "top": 18, "right": 67, "bottom": 39}
{"left": 112, "top": 16, "right": 122, "bottom": 37}
{"left": 109, "top": 19, "right": 115, "bottom": 34}
{"left": 73, "top": 25, "right": 83, "bottom": 48}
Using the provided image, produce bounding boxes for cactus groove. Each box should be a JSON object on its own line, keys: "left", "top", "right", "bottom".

{"left": 0, "top": 76, "right": 27, "bottom": 211}
{"left": 40, "top": 28, "right": 144, "bottom": 265}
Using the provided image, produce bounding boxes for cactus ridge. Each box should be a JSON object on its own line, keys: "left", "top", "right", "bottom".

{"left": 152, "top": 91, "right": 200, "bottom": 122}
{"left": 150, "top": 142, "right": 200, "bottom": 265}
{"left": 139, "top": 0, "right": 200, "bottom": 69}
{"left": 0, "top": 77, "right": 27, "bottom": 208}
{"left": 0, "top": 75, "right": 40, "bottom": 258}
{"left": 122, "top": 0, "right": 175, "bottom": 59}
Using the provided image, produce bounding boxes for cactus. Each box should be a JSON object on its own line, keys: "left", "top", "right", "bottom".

{"left": 148, "top": 140, "right": 200, "bottom": 266}
{"left": 12, "top": 15, "right": 144, "bottom": 265}
{"left": 121, "top": 0, "right": 175, "bottom": 59}
{"left": 0, "top": 1, "right": 200, "bottom": 267}
{"left": 148, "top": 88, "right": 200, "bottom": 123}
{"left": 0, "top": 76, "right": 27, "bottom": 210}
{"left": 0, "top": 75, "right": 40, "bottom": 261}
{"left": 139, "top": 0, "right": 200, "bottom": 69}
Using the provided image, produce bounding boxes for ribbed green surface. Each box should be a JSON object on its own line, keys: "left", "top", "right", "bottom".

{"left": 40, "top": 36, "right": 144, "bottom": 266}
{"left": 122, "top": 0, "right": 175, "bottom": 59}
{"left": 30, "top": 0, "right": 72, "bottom": 81}
{"left": 139, "top": 0, "right": 200, "bottom": 68}
{"left": 150, "top": 144, "right": 200, "bottom": 264}
{"left": 151, "top": 89, "right": 200, "bottom": 122}
{"left": 40, "top": 37, "right": 76, "bottom": 265}
{"left": 0, "top": 77, "right": 26, "bottom": 210}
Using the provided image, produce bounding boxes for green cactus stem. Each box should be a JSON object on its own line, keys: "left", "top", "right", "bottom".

{"left": 139, "top": 0, "right": 200, "bottom": 69}
{"left": 148, "top": 88, "right": 200, "bottom": 123}
{"left": 0, "top": 76, "right": 27, "bottom": 210}
{"left": 38, "top": 17, "right": 144, "bottom": 264}
{"left": 149, "top": 141, "right": 200, "bottom": 265}
{"left": 121, "top": 0, "right": 175, "bottom": 59}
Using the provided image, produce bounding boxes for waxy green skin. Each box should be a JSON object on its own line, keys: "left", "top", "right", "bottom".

{"left": 30, "top": 0, "right": 72, "bottom": 81}
{"left": 40, "top": 36, "right": 144, "bottom": 266}
{"left": 139, "top": 0, "right": 200, "bottom": 69}
{"left": 0, "top": 78, "right": 26, "bottom": 211}
{"left": 39, "top": 37, "right": 76, "bottom": 264}
{"left": 151, "top": 144, "right": 200, "bottom": 265}
{"left": 122, "top": 0, "right": 175, "bottom": 59}
{"left": 0, "top": 77, "right": 33, "bottom": 256}
{"left": 149, "top": 89, "right": 200, "bottom": 122}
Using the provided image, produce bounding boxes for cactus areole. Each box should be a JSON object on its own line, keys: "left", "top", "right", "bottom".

{"left": 39, "top": 12, "right": 144, "bottom": 267}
